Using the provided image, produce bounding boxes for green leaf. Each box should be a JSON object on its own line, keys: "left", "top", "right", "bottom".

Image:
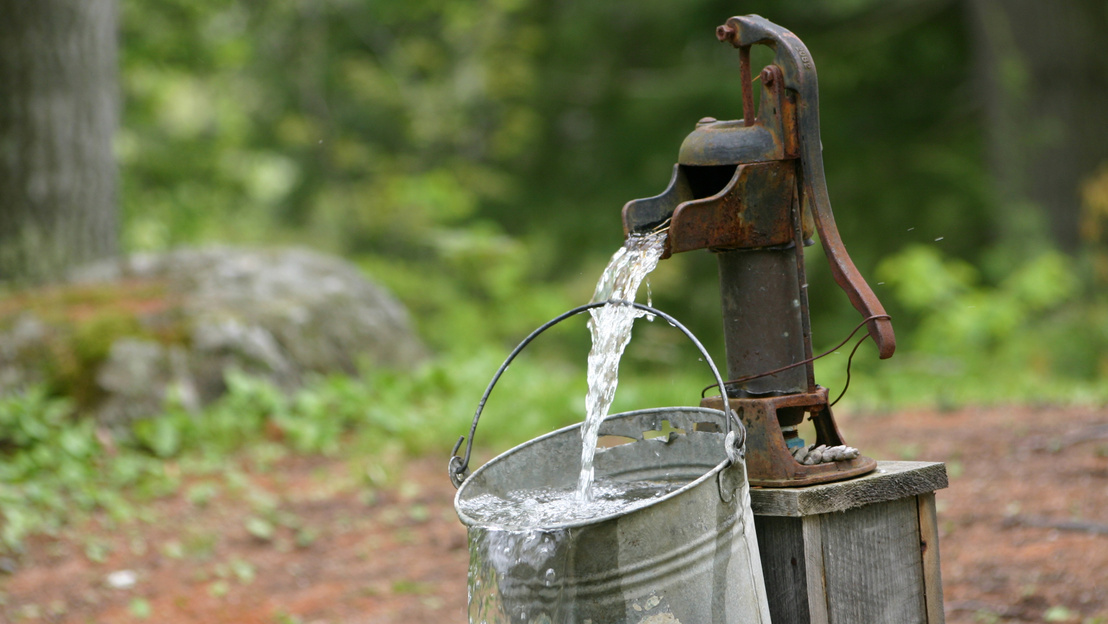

{"left": 245, "top": 517, "right": 275, "bottom": 541}
{"left": 1044, "top": 606, "right": 1078, "bottom": 622}
{"left": 129, "top": 597, "right": 153, "bottom": 619}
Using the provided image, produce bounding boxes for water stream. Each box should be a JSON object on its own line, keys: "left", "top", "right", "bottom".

{"left": 578, "top": 230, "right": 667, "bottom": 501}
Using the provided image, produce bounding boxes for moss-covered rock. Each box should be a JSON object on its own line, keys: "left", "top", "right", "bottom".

{"left": 0, "top": 247, "right": 427, "bottom": 426}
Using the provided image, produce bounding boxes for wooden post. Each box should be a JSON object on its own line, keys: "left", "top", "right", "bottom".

{"left": 749, "top": 461, "right": 948, "bottom": 624}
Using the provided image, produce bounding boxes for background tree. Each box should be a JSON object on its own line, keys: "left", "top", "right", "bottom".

{"left": 0, "top": 0, "right": 119, "bottom": 283}
{"left": 968, "top": 0, "right": 1108, "bottom": 254}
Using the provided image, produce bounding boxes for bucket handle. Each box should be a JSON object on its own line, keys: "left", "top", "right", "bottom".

{"left": 448, "top": 300, "right": 743, "bottom": 488}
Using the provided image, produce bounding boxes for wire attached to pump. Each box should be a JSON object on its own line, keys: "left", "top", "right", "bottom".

{"left": 829, "top": 328, "right": 874, "bottom": 407}
{"left": 700, "top": 313, "right": 891, "bottom": 405}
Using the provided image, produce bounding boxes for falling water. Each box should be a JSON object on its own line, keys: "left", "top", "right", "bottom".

{"left": 578, "top": 230, "right": 667, "bottom": 501}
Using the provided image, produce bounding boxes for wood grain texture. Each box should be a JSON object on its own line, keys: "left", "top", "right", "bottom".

{"left": 802, "top": 515, "right": 830, "bottom": 624}
{"left": 753, "top": 516, "right": 811, "bottom": 624}
{"left": 821, "top": 496, "right": 927, "bottom": 623}
{"left": 749, "top": 461, "right": 948, "bottom": 517}
{"left": 917, "top": 492, "right": 946, "bottom": 623}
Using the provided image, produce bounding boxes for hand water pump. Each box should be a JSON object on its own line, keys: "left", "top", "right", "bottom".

{"left": 623, "top": 15, "right": 896, "bottom": 487}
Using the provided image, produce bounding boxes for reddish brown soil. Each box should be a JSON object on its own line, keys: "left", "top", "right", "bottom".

{"left": 2, "top": 405, "right": 1106, "bottom": 623}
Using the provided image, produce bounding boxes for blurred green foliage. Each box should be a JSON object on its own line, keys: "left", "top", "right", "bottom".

{"left": 118, "top": 2, "right": 993, "bottom": 344}
{"left": 827, "top": 246, "right": 1108, "bottom": 407}
{"left": 110, "top": 0, "right": 1108, "bottom": 399}
{"left": 6, "top": 0, "right": 1108, "bottom": 558}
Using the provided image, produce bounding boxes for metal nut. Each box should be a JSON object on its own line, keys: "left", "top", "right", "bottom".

{"left": 760, "top": 66, "right": 775, "bottom": 86}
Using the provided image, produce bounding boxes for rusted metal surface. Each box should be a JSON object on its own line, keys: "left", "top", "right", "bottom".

{"left": 717, "top": 247, "right": 808, "bottom": 396}
{"left": 676, "top": 64, "right": 795, "bottom": 167}
{"left": 716, "top": 15, "right": 895, "bottom": 359}
{"left": 701, "top": 389, "right": 876, "bottom": 488}
{"left": 739, "top": 44, "right": 755, "bottom": 127}
{"left": 670, "top": 162, "right": 798, "bottom": 254}
{"left": 623, "top": 14, "right": 895, "bottom": 486}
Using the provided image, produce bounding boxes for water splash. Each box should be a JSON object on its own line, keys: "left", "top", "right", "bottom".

{"left": 577, "top": 230, "right": 667, "bottom": 501}
{"left": 468, "top": 528, "right": 566, "bottom": 624}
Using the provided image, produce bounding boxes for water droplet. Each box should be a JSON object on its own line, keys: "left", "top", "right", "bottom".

{"left": 907, "top": 227, "right": 915, "bottom": 231}
{"left": 935, "top": 236, "right": 944, "bottom": 242}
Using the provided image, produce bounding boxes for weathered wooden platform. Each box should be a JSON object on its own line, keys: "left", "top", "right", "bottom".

{"left": 749, "top": 460, "right": 948, "bottom": 624}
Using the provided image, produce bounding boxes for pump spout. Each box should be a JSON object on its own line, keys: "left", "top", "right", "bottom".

{"left": 622, "top": 164, "right": 692, "bottom": 246}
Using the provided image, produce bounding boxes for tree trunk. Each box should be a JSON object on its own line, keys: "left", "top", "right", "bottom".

{"left": 968, "top": 0, "right": 1108, "bottom": 252}
{"left": 0, "top": 0, "right": 119, "bottom": 283}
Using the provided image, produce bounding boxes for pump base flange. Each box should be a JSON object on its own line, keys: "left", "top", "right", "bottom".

{"left": 701, "top": 387, "right": 877, "bottom": 488}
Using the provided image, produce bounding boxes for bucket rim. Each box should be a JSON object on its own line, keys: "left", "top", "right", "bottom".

{"left": 454, "top": 406, "right": 735, "bottom": 531}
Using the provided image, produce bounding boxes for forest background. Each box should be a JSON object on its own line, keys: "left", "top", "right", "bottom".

{"left": 105, "top": 0, "right": 1108, "bottom": 403}
{"left": 1, "top": 0, "right": 1108, "bottom": 561}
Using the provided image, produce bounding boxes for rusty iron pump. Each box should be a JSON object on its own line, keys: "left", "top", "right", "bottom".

{"left": 623, "top": 15, "right": 896, "bottom": 487}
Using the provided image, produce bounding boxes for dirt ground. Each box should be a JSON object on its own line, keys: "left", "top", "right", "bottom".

{"left": 2, "top": 404, "right": 1106, "bottom": 623}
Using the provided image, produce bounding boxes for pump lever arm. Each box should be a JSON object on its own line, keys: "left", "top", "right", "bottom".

{"left": 718, "top": 15, "right": 895, "bottom": 359}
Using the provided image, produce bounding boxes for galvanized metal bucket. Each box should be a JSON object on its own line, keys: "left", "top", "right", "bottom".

{"left": 449, "top": 302, "right": 772, "bottom": 624}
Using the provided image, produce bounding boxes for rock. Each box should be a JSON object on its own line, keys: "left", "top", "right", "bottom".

{"left": 792, "top": 445, "right": 809, "bottom": 464}
{"left": 0, "top": 314, "right": 48, "bottom": 391}
{"left": 1, "top": 247, "right": 427, "bottom": 426}
{"left": 95, "top": 339, "right": 199, "bottom": 424}
{"left": 105, "top": 569, "right": 137, "bottom": 589}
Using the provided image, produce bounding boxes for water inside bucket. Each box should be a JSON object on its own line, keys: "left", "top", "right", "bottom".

{"left": 460, "top": 477, "right": 688, "bottom": 530}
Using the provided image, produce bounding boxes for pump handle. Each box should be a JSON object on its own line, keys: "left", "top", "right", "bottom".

{"left": 718, "top": 15, "right": 895, "bottom": 359}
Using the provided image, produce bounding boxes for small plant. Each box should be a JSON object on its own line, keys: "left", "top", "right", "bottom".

{"left": 244, "top": 517, "right": 276, "bottom": 542}
{"left": 129, "top": 597, "right": 153, "bottom": 619}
